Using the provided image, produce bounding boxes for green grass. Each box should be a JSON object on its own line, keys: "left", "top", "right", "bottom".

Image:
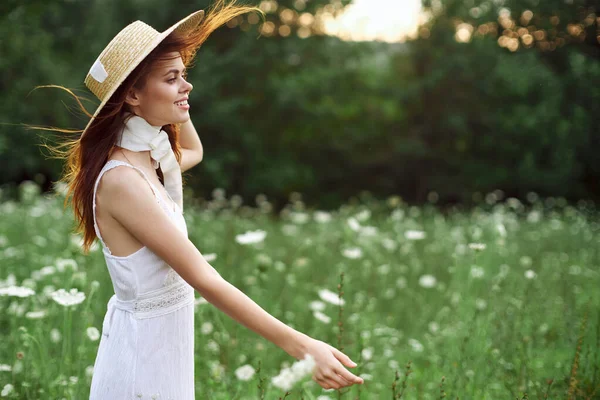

{"left": 0, "top": 182, "right": 599, "bottom": 399}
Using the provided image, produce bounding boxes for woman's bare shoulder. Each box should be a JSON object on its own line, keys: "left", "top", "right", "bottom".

{"left": 97, "top": 165, "right": 154, "bottom": 213}
{"left": 99, "top": 164, "right": 216, "bottom": 292}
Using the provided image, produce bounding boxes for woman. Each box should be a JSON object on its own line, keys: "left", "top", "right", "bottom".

{"left": 41, "top": 1, "right": 364, "bottom": 398}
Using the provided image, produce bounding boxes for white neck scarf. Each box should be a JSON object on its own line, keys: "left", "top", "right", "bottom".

{"left": 117, "top": 113, "right": 183, "bottom": 210}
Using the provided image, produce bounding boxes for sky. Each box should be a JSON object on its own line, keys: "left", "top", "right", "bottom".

{"left": 322, "top": 0, "right": 424, "bottom": 43}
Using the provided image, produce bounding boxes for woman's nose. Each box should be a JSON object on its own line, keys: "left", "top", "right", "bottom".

{"left": 184, "top": 80, "right": 193, "bottom": 93}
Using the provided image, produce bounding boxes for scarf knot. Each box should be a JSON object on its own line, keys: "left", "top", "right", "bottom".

{"left": 117, "top": 114, "right": 183, "bottom": 211}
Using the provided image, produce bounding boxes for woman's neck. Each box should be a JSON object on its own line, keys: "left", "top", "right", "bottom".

{"left": 111, "top": 146, "right": 154, "bottom": 171}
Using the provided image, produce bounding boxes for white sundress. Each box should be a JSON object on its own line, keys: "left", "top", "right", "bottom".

{"left": 89, "top": 159, "right": 196, "bottom": 400}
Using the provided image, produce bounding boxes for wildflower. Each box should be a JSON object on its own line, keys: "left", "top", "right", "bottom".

{"left": 281, "top": 224, "right": 298, "bottom": 236}
{"left": 201, "top": 322, "right": 214, "bottom": 335}
{"left": 290, "top": 212, "right": 309, "bottom": 224}
{"left": 55, "top": 258, "right": 78, "bottom": 272}
{"left": 86, "top": 327, "right": 100, "bottom": 341}
{"left": 475, "top": 298, "right": 487, "bottom": 310}
{"left": 470, "top": 266, "right": 485, "bottom": 279}
{"left": 524, "top": 270, "right": 536, "bottom": 279}
{"left": 405, "top": 230, "right": 426, "bottom": 240}
{"left": 360, "top": 226, "right": 378, "bottom": 236}
{"left": 418, "top": 274, "right": 437, "bottom": 288}
{"left": 361, "top": 347, "right": 373, "bottom": 361}
{"left": 318, "top": 289, "right": 345, "bottom": 306}
{"left": 50, "top": 288, "right": 86, "bottom": 307}
{"left": 381, "top": 238, "right": 397, "bottom": 251}
{"left": 39, "top": 266, "right": 57, "bottom": 277}
{"left": 50, "top": 328, "right": 61, "bottom": 343}
{"left": 342, "top": 247, "right": 363, "bottom": 259}
{"left": 468, "top": 243, "right": 486, "bottom": 251}
{"left": 271, "top": 354, "right": 315, "bottom": 391}
{"left": 0, "top": 365, "right": 11, "bottom": 372}
{"left": 408, "top": 338, "right": 424, "bottom": 352}
{"left": 314, "top": 211, "right": 332, "bottom": 223}
{"left": 313, "top": 311, "right": 331, "bottom": 324}
{"left": 355, "top": 209, "right": 371, "bottom": 222}
{"left": 235, "top": 364, "right": 256, "bottom": 381}
{"left": 309, "top": 301, "right": 326, "bottom": 311}
{"left": 377, "top": 264, "right": 390, "bottom": 274}
{"left": 496, "top": 223, "right": 507, "bottom": 237}
{"left": 0, "top": 286, "right": 35, "bottom": 298}
{"left": 1, "top": 383, "right": 14, "bottom": 397}
{"left": 235, "top": 230, "right": 267, "bottom": 245}
{"left": 25, "top": 310, "right": 47, "bottom": 319}
{"left": 428, "top": 321, "right": 440, "bottom": 334}
{"left": 520, "top": 256, "right": 532, "bottom": 267}
{"left": 347, "top": 217, "right": 361, "bottom": 232}
{"left": 396, "top": 277, "right": 407, "bottom": 289}
{"left": 203, "top": 253, "right": 217, "bottom": 262}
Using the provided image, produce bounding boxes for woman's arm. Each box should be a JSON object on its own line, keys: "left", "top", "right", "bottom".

{"left": 103, "top": 167, "right": 363, "bottom": 389}
{"left": 178, "top": 118, "right": 203, "bottom": 173}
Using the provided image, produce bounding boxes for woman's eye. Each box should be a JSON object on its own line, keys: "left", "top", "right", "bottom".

{"left": 168, "top": 77, "right": 177, "bottom": 83}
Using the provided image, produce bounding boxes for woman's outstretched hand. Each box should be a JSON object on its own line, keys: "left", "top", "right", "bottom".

{"left": 302, "top": 337, "right": 364, "bottom": 390}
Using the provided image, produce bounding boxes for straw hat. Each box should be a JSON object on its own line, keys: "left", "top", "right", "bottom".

{"left": 82, "top": 10, "right": 205, "bottom": 138}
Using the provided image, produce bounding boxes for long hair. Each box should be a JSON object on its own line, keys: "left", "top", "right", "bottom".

{"left": 28, "top": 0, "right": 264, "bottom": 255}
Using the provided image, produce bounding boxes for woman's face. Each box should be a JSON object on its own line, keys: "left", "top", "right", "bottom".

{"left": 126, "top": 52, "right": 193, "bottom": 127}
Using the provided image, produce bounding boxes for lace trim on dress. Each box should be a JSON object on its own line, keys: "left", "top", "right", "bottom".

{"left": 163, "top": 268, "right": 182, "bottom": 287}
{"left": 110, "top": 279, "right": 194, "bottom": 320}
{"left": 134, "top": 281, "right": 193, "bottom": 315}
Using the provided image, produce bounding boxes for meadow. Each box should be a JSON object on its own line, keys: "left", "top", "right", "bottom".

{"left": 0, "top": 181, "right": 599, "bottom": 399}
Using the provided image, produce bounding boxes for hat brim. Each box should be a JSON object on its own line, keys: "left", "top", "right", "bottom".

{"left": 81, "top": 10, "right": 205, "bottom": 138}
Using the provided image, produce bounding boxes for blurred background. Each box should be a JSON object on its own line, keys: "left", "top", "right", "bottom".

{"left": 1, "top": 0, "right": 598, "bottom": 209}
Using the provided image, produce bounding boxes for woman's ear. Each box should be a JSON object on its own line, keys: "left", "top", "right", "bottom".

{"left": 125, "top": 88, "right": 141, "bottom": 107}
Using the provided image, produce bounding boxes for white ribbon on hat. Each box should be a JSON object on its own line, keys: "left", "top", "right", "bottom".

{"left": 117, "top": 113, "right": 183, "bottom": 211}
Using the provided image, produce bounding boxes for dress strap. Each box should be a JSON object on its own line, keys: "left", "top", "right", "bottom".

{"left": 92, "top": 159, "right": 169, "bottom": 254}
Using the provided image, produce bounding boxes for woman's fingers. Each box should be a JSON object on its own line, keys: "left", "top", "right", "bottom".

{"left": 329, "top": 345, "right": 358, "bottom": 369}
{"left": 328, "top": 346, "right": 364, "bottom": 384}
{"left": 313, "top": 375, "right": 339, "bottom": 390}
{"left": 335, "top": 367, "right": 364, "bottom": 384}
{"left": 318, "top": 370, "right": 356, "bottom": 389}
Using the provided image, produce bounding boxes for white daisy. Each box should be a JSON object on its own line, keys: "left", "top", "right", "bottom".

{"left": 86, "top": 327, "right": 100, "bottom": 341}
{"left": 405, "top": 230, "right": 426, "bottom": 240}
{"left": 201, "top": 322, "right": 214, "bottom": 335}
{"left": 525, "top": 270, "right": 537, "bottom": 279}
{"left": 354, "top": 209, "right": 371, "bottom": 222}
{"left": 408, "top": 338, "right": 424, "bottom": 352}
{"left": 342, "top": 247, "right": 363, "bottom": 259}
{"left": 313, "top": 311, "right": 331, "bottom": 324}
{"left": 309, "top": 300, "right": 326, "bottom": 311}
{"left": 1, "top": 383, "right": 14, "bottom": 397}
{"left": 271, "top": 354, "right": 315, "bottom": 391}
{"left": 25, "top": 310, "right": 47, "bottom": 319}
{"left": 313, "top": 211, "right": 332, "bottom": 223}
{"left": 318, "top": 289, "right": 345, "bottom": 306}
{"left": 347, "top": 217, "right": 361, "bottom": 232}
{"left": 470, "top": 266, "right": 485, "bottom": 278}
{"left": 290, "top": 212, "right": 310, "bottom": 224}
{"left": 50, "top": 288, "right": 86, "bottom": 307}
{"left": 235, "top": 230, "right": 267, "bottom": 245}
{"left": 361, "top": 347, "right": 373, "bottom": 361}
{"left": 0, "top": 286, "right": 35, "bottom": 298}
{"left": 235, "top": 364, "right": 256, "bottom": 381}
{"left": 203, "top": 253, "right": 217, "bottom": 262}
{"left": 418, "top": 275, "right": 437, "bottom": 288}
{"left": 468, "top": 243, "right": 486, "bottom": 251}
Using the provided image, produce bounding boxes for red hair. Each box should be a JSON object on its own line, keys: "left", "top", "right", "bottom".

{"left": 27, "top": 0, "right": 264, "bottom": 255}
